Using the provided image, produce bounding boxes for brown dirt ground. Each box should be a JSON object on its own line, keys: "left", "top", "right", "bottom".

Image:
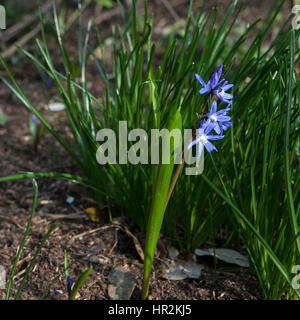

{"left": 0, "top": 0, "right": 293, "bottom": 300}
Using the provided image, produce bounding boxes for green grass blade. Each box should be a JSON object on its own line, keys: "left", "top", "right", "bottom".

{"left": 69, "top": 266, "right": 93, "bottom": 300}
{"left": 5, "top": 179, "right": 38, "bottom": 300}
{"left": 14, "top": 224, "right": 57, "bottom": 300}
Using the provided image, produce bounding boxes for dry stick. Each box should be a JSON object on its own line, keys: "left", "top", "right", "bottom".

{"left": 94, "top": 7, "right": 122, "bottom": 25}
{"left": 67, "top": 224, "right": 121, "bottom": 245}
{"left": 16, "top": 253, "right": 33, "bottom": 268}
{"left": 1, "top": 24, "right": 41, "bottom": 59}
{"left": 0, "top": 0, "right": 62, "bottom": 58}
{"left": 164, "top": 157, "right": 185, "bottom": 211}
{"left": 108, "top": 228, "right": 119, "bottom": 255}
{"left": 1, "top": 1, "right": 54, "bottom": 43}
{"left": 161, "top": 0, "right": 180, "bottom": 21}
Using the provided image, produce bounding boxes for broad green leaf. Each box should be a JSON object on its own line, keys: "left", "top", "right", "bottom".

{"left": 142, "top": 108, "right": 182, "bottom": 299}
{"left": 69, "top": 266, "right": 93, "bottom": 300}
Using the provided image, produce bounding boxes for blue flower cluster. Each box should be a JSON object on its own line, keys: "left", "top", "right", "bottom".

{"left": 188, "top": 65, "right": 233, "bottom": 159}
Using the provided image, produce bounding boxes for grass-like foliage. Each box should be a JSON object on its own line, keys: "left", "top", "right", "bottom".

{"left": 0, "top": 0, "right": 299, "bottom": 299}
{"left": 5, "top": 180, "right": 58, "bottom": 300}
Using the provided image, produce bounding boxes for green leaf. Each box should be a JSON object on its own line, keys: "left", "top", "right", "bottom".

{"left": 6, "top": 180, "right": 38, "bottom": 300}
{"left": 29, "top": 117, "right": 37, "bottom": 137}
{"left": 14, "top": 224, "right": 57, "bottom": 300}
{"left": 64, "top": 250, "right": 70, "bottom": 281}
{"left": 94, "top": 0, "right": 113, "bottom": 8}
{"left": 142, "top": 108, "right": 182, "bottom": 299}
{"left": 69, "top": 266, "right": 93, "bottom": 300}
{"left": 0, "top": 113, "right": 6, "bottom": 126}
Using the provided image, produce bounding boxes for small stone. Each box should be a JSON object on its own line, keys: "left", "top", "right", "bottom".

{"left": 89, "top": 256, "right": 110, "bottom": 264}
{"left": 55, "top": 290, "right": 63, "bottom": 295}
{"left": 0, "top": 265, "right": 6, "bottom": 289}
{"left": 66, "top": 196, "right": 75, "bottom": 204}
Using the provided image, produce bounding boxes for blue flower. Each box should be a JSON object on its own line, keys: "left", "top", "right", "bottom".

{"left": 187, "top": 120, "right": 224, "bottom": 159}
{"left": 219, "top": 120, "right": 232, "bottom": 132}
{"left": 195, "top": 65, "right": 224, "bottom": 95}
{"left": 31, "top": 115, "right": 38, "bottom": 125}
{"left": 67, "top": 275, "right": 72, "bottom": 295}
{"left": 214, "top": 80, "right": 234, "bottom": 105}
{"left": 207, "top": 101, "right": 231, "bottom": 135}
{"left": 40, "top": 71, "right": 52, "bottom": 90}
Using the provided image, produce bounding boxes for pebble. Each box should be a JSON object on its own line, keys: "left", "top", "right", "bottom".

{"left": 55, "top": 290, "right": 63, "bottom": 295}
{"left": 0, "top": 265, "right": 6, "bottom": 289}
{"left": 66, "top": 196, "right": 75, "bottom": 204}
{"left": 89, "top": 256, "right": 110, "bottom": 264}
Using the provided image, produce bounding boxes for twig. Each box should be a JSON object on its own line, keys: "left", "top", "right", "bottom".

{"left": 13, "top": 269, "right": 26, "bottom": 281}
{"left": 1, "top": 25, "right": 41, "bottom": 59}
{"left": 46, "top": 213, "right": 86, "bottom": 220}
{"left": 16, "top": 253, "right": 33, "bottom": 268}
{"left": 94, "top": 7, "right": 121, "bottom": 25}
{"left": 1, "top": 1, "right": 55, "bottom": 43}
{"left": 164, "top": 96, "right": 210, "bottom": 211}
{"left": 123, "top": 226, "right": 144, "bottom": 261}
{"left": 67, "top": 224, "right": 121, "bottom": 245}
{"left": 161, "top": 0, "right": 180, "bottom": 21}
{"left": 108, "top": 228, "right": 119, "bottom": 255}
{"left": 164, "top": 159, "right": 185, "bottom": 211}
{"left": 0, "top": 0, "right": 62, "bottom": 59}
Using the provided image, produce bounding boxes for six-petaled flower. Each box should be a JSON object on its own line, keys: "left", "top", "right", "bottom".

{"left": 214, "top": 80, "right": 234, "bottom": 106}
{"left": 187, "top": 120, "right": 225, "bottom": 159}
{"left": 207, "top": 101, "right": 231, "bottom": 135}
{"left": 195, "top": 64, "right": 225, "bottom": 95}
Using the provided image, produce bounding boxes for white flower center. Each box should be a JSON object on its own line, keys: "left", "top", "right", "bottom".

{"left": 219, "top": 89, "right": 225, "bottom": 97}
{"left": 210, "top": 114, "right": 218, "bottom": 122}
{"left": 199, "top": 134, "right": 208, "bottom": 144}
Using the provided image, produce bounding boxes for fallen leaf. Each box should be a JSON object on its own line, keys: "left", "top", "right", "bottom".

{"left": 194, "top": 249, "right": 209, "bottom": 257}
{"left": 162, "top": 261, "right": 187, "bottom": 280}
{"left": 194, "top": 248, "right": 249, "bottom": 267}
{"left": 123, "top": 226, "right": 144, "bottom": 261}
{"left": 179, "top": 260, "right": 203, "bottom": 279}
{"left": 162, "top": 260, "right": 203, "bottom": 280}
{"left": 107, "top": 265, "right": 136, "bottom": 300}
{"left": 167, "top": 244, "right": 179, "bottom": 259}
{"left": 84, "top": 207, "right": 108, "bottom": 223}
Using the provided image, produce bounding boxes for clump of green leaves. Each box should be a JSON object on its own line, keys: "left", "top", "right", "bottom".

{"left": 0, "top": 0, "right": 299, "bottom": 299}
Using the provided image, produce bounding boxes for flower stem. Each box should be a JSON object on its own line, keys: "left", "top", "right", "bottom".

{"left": 164, "top": 96, "right": 210, "bottom": 210}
